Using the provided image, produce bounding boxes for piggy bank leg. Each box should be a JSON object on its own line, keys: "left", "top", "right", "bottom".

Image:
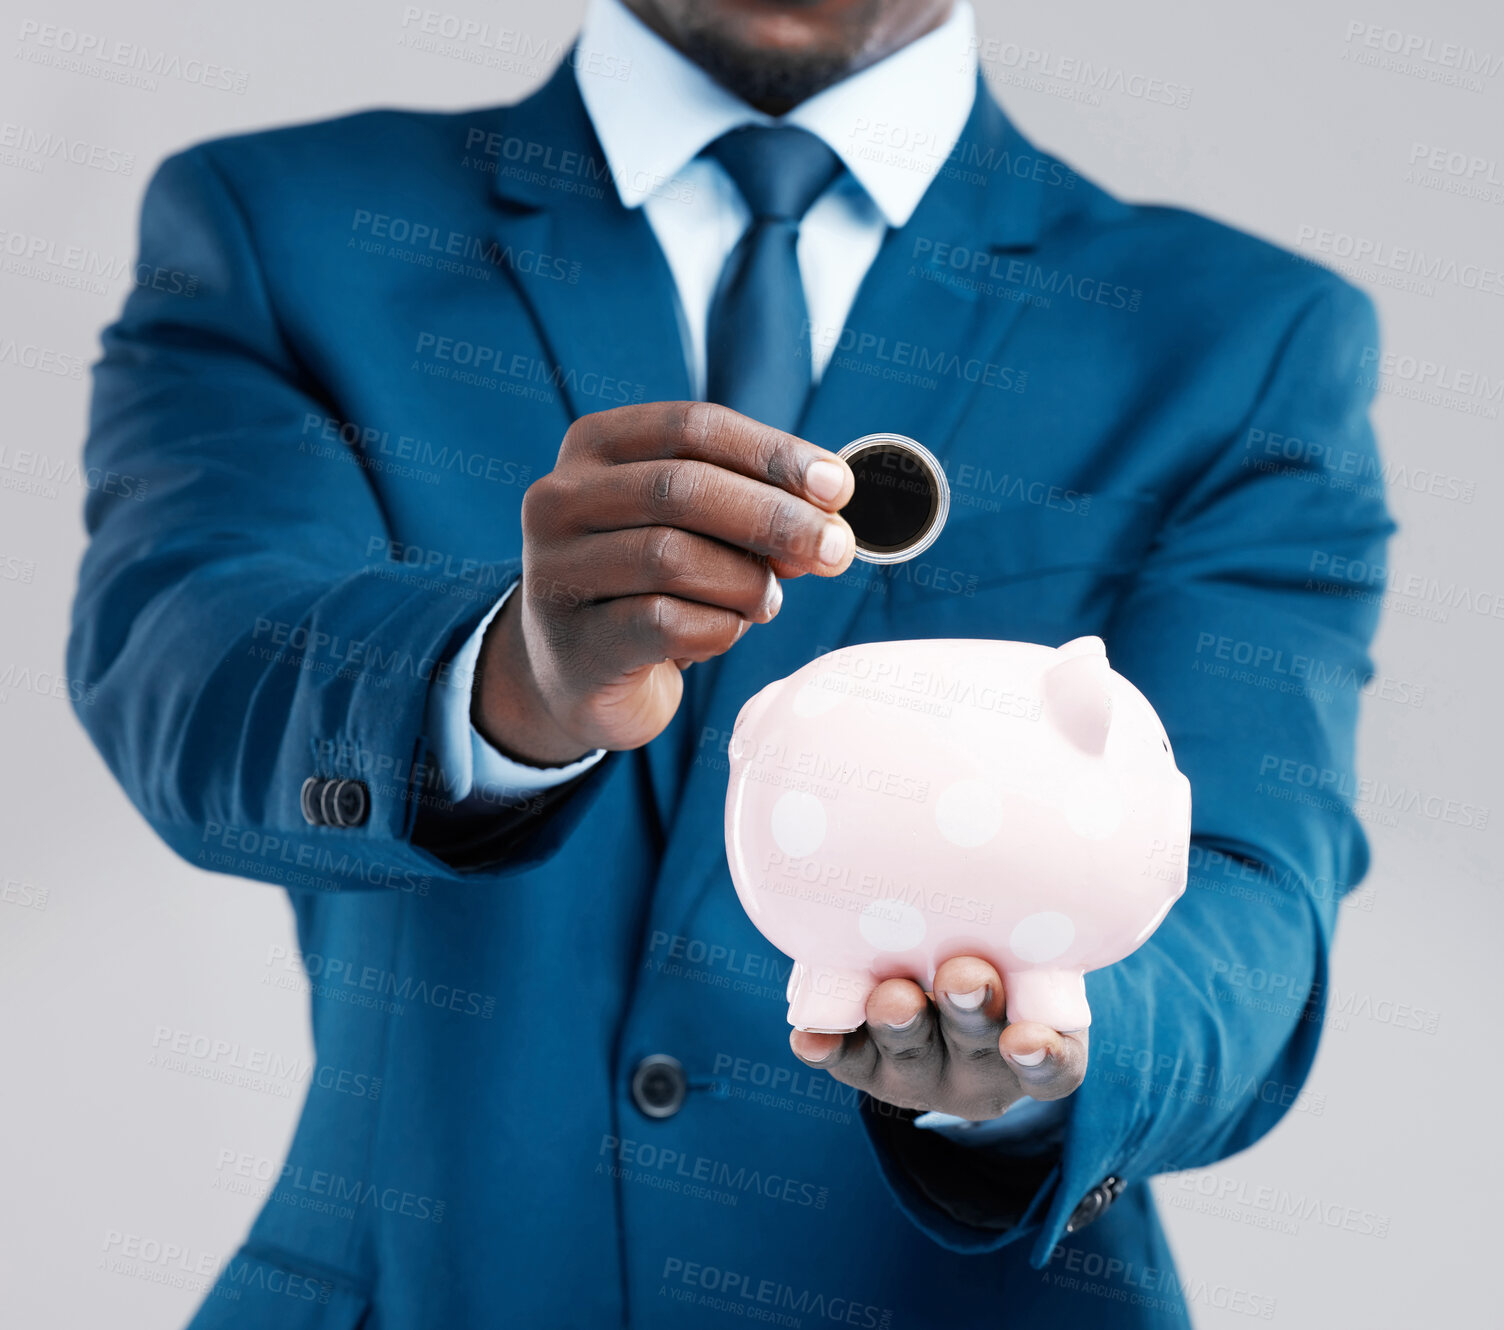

{"left": 786, "top": 961, "right": 873, "bottom": 1034}
{"left": 1003, "top": 969, "right": 1091, "bottom": 1033}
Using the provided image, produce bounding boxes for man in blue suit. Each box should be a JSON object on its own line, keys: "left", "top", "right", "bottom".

{"left": 70, "top": 0, "right": 1392, "bottom": 1324}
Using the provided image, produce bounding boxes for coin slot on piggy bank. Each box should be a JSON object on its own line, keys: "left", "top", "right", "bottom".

{"left": 838, "top": 433, "right": 950, "bottom": 564}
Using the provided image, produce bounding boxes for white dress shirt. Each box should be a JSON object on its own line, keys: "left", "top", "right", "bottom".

{"left": 423, "top": 0, "right": 1066, "bottom": 1148}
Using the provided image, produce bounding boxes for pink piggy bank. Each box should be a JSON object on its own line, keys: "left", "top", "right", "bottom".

{"left": 724, "top": 635, "right": 1191, "bottom": 1034}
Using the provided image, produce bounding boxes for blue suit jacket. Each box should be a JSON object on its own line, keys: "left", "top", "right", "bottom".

{"left": 70, "top": 63, "right": 1392, "bottom": 1329}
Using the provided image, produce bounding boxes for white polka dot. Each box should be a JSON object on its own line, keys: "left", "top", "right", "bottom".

{"left": 792, "top": 680, "right": 844, "bottom": 717}
{"left": 770, "top": 791, "right": 827, "bottom": 858}
{"left": 935, "top": 779, "right": 1003, "bottom": 848}
{"left": 1009, "top": 912, "right": 1076, "bottom": 963}
{"left": 1064, "top": 772, "right": 1124, "bottom": 841}
{"left": 859, "top": 900, "right": 927, "bottom": 952}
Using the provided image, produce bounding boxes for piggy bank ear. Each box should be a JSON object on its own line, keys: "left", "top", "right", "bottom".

{"left": 1044, "top": 637, "right": 1112, "bottom": 754}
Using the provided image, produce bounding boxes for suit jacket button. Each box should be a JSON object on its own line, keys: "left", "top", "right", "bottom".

{"left": 323, "top": 778, "right": 370, "bottom": 829}
{"left": 301, "top": 777, "right": 328, "bottom": 826}
{"left": 1065, "top": 1175, "right": 1125, "bottom": 1234}
{"left": 631, "top": 1055, "right": 687, "bottom": 1119}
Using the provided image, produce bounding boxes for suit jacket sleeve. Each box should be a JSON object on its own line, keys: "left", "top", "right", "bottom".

{"left": 68, "top": 146, "right": 609, "bottom": 890}
{"left": 858, "top": 277, "right": 1396, "bottom": 1265}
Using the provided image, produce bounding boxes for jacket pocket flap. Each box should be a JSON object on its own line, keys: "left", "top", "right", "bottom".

{"left": 187, "top": 1246, "right": 369, "bottom": 1330}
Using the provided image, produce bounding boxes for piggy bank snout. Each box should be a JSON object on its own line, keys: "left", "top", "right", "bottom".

{"left": 729, "top": 679, "right": 783, "bottom": 758}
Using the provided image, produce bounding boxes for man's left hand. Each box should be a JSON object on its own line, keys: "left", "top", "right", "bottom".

{"left": 789, "top": 956, "right": 1088, "bottom": 1119}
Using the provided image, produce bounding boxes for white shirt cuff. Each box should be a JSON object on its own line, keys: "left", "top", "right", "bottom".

{"left": 425, "top": 582, "right": 606, "bottom": 806}
{"left": 912, "top": 1096, "right": 1069, "bottom": 1149}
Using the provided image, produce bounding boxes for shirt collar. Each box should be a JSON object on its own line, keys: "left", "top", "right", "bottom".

{"left": 574, "top": 0, "right": 979, "bottom": 229}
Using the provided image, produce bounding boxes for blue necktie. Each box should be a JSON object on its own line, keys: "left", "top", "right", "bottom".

{"left": 705, "top": 126, "right": 843, "bottom": 433}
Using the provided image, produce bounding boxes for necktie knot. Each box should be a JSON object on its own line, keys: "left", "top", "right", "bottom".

{"left": 707, "top": 125, "right": 843, "bottom": 223}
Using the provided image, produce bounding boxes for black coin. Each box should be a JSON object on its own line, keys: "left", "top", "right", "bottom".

{"left": 841, "top": 442, "right": 941, "bottom": 556}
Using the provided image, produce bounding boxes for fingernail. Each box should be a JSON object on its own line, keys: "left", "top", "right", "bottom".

{"left": 801, "top": 1044, "right": 832, "bottom": 1062}
{"left": 805, "top": 459, "right": 846, "bottom": 503}
{"left": 944, "top": 986, "right": 988, "bottom": 1011}
{"left": 735, "top": 619, "right": 751, "bottom": 641}
{"left": 886, "top": 1012, "right": 921, "bottom": 1032}
{"left": 765, "top": 576, "right": 783, "bottom": 618}
{"left": 1011, "top": 1048, "right": 1047, "bottom": 1067}
{"left": 818, "top": 523, "right": 850, "bottom": 567}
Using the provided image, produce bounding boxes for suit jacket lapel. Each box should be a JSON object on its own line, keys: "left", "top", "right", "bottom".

{"left": 650, "top": 81, "right": 1058, "bottom": 936}
{"left": 486, "top": 63, "right": 693, "bottom": 831}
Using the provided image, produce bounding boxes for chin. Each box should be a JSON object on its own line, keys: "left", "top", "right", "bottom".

{"left": 670, "top": 0, "right": 892, "bottom": 105}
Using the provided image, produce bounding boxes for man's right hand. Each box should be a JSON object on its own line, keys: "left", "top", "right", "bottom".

{"left": 472, "top": 401, "right": 857, "bottom": 765}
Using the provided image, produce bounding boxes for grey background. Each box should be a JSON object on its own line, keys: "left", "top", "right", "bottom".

{"left": 1, "top": 0, "right": 1498, "bottom": 1325}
